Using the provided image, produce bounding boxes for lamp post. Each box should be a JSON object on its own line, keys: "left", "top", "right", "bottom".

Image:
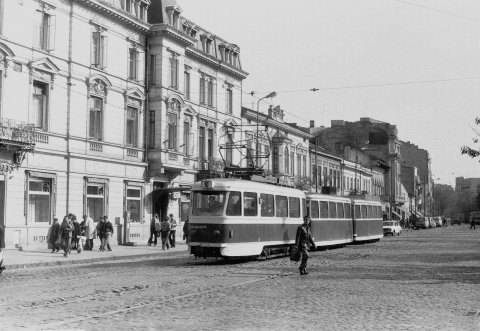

{"left": 256, "top": 91, "right": 276, "bottom": 168}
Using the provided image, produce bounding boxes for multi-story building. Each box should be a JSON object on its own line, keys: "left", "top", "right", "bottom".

{"left": 0, "top": 0, "right": 151, "bottom": 248}
{"left": 455, "top": 177, "right": 480, "bottom": 194}
{"left": 147, "top": 1, "right": 248, "bottom": 221}
{"left": 400, "top": 141, "right": 433, "bottom": 216}
{"left": 312, "top": 117, "right": 402, "bottom": 215}
{"left": 241, "top": 105, "right": 311, "bottom": 187}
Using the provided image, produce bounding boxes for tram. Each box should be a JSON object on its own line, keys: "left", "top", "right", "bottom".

{"left": 188, "top": 177, "right": 383, "bottom": 259}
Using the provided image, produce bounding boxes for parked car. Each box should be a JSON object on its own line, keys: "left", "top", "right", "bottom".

{"left": 414, "top": 217, "right": 428, "bottom": 229}
{"left": 383, "top": 220, "right": 402, "bottom": 236}
{"left": 428, "top": 217, "right": 436, "bottom": 228}
{"left": 433, "top": 217, "right": 443, "bottom": 227}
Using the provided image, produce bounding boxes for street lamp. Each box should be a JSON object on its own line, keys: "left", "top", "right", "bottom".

{"left": 256, "top": 91, "right": 276, "bottom": 168}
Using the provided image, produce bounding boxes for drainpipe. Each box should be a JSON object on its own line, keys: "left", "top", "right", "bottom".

{"left": 66, "top": 1, "right": 74, "bottom": 214}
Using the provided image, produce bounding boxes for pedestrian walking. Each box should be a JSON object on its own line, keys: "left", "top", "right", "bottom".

{"left": 97, "top": 217, "right": 106, "bottom": 251}
{"left": 103, "top": 216, "right": 114, "bottom": 251}
{"left": 72, "top": 215, "right": 85, "bottom": 253}
{"left": 48, "top": 217, "right": 62, "bottom": 253}
{"left": 295, "top": 216, "right": 316, "bottom": 275}
{"left": 60, "top": 216, "right": 74, "bottom": 257}
{"left": 470, "top": 217, "right": 476, "bottom": 230}
{"left": 183, "top": 217, "right": 189, "bottom": 242}
{"left": 148, "top": 214, "right": 160, "bottom": 246}
{"left": 83, "top": 215, "right": 95, "bottom": 250}
{"left": 0, "top": 224, "right": 5, "bottom": 274}
{"left": 160, "top": 217, "right": 171, "bottom": 250}
{"left": 168, "top": 213, "right": 178, "bottom": 248}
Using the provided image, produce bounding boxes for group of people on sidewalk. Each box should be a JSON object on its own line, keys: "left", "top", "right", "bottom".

{"left": 148, "top": 213, "right": 180, "bottom": 250}
{"left": 47, "top": 214, "right": 114, "bottom": 257}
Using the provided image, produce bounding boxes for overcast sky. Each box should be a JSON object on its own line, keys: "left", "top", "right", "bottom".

{"left": 178, "top": 0, "right": 480, "bottom": 186}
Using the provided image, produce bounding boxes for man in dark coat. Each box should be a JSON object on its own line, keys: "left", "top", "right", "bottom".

{"left": 295, "top": 216, "right": 316, "bottom": 275}
{"left": 0, "top": 224, "right": 5, "bottom": 273}
{"left": 49, "top": 217, "right": 61, "bottom": 252}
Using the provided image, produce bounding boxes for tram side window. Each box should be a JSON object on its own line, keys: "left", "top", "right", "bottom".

{"left": 302, "top": 198, "right": 306, "bottom": 218}
{"left": 320, "top": 201, "right": 328, "bottom": 218}
{"left": 328, "top": 202, "right": 337, "bottom": 219}
{"left": 344, "top": 203, "right": 351, "bottom": 219}
{"left": 244, "top": 192, "right": 258, "bottom": 216}
{"left": 226, "top": 191, "right": 242, "bottom": 216}
{"left": 361, "top": 205, "right": 367, "bottom": 218}
{"left": 310, "top": 201, "right": 319, "bottom": 219}
{"left": 289, "top": 197, "right": 300, "bottom": 218}
{"left": 276, "top": 195, "right": 288, "bottom": 218}
{"left": 260, "top": 193, "right": 274, "bottom": 217}
{"left": 377, "top": 206, "right": 382, "bottom": 218}
{"left": 337, "top": 202, "right": 344, "bottom": 218}
{"left": 354, "top": 205, "right": 361, "bottom": 219}
{"left": 367, "top": 205, "right": 373, "bottom": 218}
{"left": 192, "top": 191, "right": 226, "bottom": 216}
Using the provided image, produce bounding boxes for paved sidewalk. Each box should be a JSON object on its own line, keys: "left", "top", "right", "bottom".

{"left": 2, "top": 242, "right": 189, "bottom": 270}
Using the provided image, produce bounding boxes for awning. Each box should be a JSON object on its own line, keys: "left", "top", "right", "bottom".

{"left": 392, "top": 211, "right": 401, "bottom": 219}
{"left": 413, "top": 211, "right": 423, "bottom": 217}
{"left": 398, "top": 206, "right": 410, "bottom": 216}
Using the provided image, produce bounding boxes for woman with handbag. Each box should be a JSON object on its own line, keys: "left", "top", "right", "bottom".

{"left": 295, "top": 216, "right": 316, "bottom": 275}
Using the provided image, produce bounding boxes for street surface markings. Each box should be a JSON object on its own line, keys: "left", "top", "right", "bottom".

{"left": 41, "top": 271, "right": 293, "bottom": 329}
{"left": 464, "top": 311, "right": 480, "bottom": 317}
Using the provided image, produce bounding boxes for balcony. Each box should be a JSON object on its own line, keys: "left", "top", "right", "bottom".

{"left": 0, "top": 119, "right": 35, "bottom": 147}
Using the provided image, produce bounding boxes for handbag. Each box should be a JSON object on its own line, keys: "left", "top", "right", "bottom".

{"left": 290, "top": 247, "right": 301, "bottom": 262}
{"left": 290, "top": 228, "right": 301, "bottom": 262}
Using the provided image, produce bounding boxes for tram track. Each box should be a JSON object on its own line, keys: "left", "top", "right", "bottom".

{"left": 40, "top": 270, "right": 293, "bottom": 329}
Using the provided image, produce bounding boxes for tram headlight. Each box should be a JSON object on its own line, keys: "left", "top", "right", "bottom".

{"left": 229, "top": 230, "right": 233, "bottom": 238}
{"left": 213, "top": 230, "right": 220, "bottom": 236}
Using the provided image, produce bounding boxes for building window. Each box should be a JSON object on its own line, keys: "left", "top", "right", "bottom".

{"left": 126, "top": 186, "right": 142, "bottom": 222}
{"left": 149, "top": 55, "right": 156, "bottom": 85}
{"left": 34, "top": 10, "right": 55, "bottom": 51}
{"left": 125, "top": 0, "right": 132, "bottom": 13}
{"left": 0, "top": 0, "right": 4, "bottom": 35}
{"left": 86, "top": 183, "right": 105, "bottom": 223}
{"left": 28, "top": 178, "right": 53, "bottom": 223}
{"left": 91, "top": 31, "right": 107, "bottom": 69}
{"left": 0, "top": 69, "right": 3, "bottom": 116}
{"left": 33, "top": 81, "right": 48, "bottom": 130}
{"left": 207, "top": 128, "right": 214, "bottom": 160}
{"left": 183, "top": 120, "right": 190, "bottom": 155}
{"left": 226, "top": 86, "right": 233, "bottom": 114}
{"left": 129, "top": 48, "right": 139, "bottom": 80}
{"left": 225, "top": 130, "right": 233, "bottom": 165}
{"left": 285, "top": 147, "right": 289, "bottom": 175}
{"left": 297, "top": 154, "right": 301, "bottom": 178}
{"left": 184, "top": 70, "right": 190, "bottom": 100}
{"left": 207, "top": 79, "right": 214, "bottom": 107}
{"left": 199, "top": 126, "right": 205, "bottom": 160}
{"left": 264, "top": 144, "right": 270, "bottom": 171}
{"left": 126, "top": 106, "right": 138, "bottom": 147}
{"left": 149, "top": 110, "right": 155, "bottom": 148}
{"left": 246, "top": 133, "right": 253, "bottom": 166}
{"left": 89, "top": 96, "right": 103, "bottom": 141}
{"left": 302, "top": 155, "right": 306, "bottom": 177}
{"left": 168, "top": 113, "right": 177, "bottom": 150}
{"left": 199, "top": 75, "right": 206, "bottom": 105}
{"left": 290, "top": 151, "right": 295, "bottom": 176}
{"left": 169, "top": 53, "right": 178, "bottom": 89}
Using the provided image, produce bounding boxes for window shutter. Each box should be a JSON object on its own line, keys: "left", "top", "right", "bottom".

{"left": 101, "top": 35, "right": 108, "bottom": 69}
{"left": 137, "top": 51, "right": 144, "bottom": 82}
{"left": 47, "top": 14, "right": 56, "bottom": 51}
{"left": 91, "top": 33, "right": 98, "bottom": 66}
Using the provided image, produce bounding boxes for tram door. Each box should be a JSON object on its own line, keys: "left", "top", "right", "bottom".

{"left": 180, "top": 201, "right": 190, "bottom": 223}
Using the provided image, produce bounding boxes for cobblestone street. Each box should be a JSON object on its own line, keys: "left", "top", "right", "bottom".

{"left": 1, "top": 225, "right": 479, "bottom": 331}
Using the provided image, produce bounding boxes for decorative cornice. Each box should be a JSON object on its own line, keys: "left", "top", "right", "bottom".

{"left": 76, "top": 0, "right": 151, "bottom": 33}
{"left": 242, "top": 108, "right": 313, "bottom": 139}
{"left": 186, "top": 48, "right": 248, "bottom": 80}
{"left": 150, "top": 24, "right": 195, "bottom": 47}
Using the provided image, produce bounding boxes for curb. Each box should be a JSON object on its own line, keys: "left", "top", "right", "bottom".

{"left": 3, "top": 248, "right": 188, "bottom": 271}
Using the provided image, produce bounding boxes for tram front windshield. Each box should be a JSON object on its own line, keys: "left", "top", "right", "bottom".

{"left": 192, "top": 191, "right": 227, "bottom": 216}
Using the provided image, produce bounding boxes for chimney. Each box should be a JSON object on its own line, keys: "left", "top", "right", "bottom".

{"left": 310, "top": 120, "right": 315, "bottom": 128}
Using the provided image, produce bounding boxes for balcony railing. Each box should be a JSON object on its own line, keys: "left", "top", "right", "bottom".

{"left": 199, "top": 158, "right": 224, "bottom": 172}
{"left": 0, "top": 119, "right": 35, "bottom": 146}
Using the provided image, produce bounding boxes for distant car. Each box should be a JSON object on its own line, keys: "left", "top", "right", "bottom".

{"left": 451, "top": 217, "right": 461, "bottom": 225}
{"left": 428, "top": 217, "right": 436, "bottom": 228}
{"left": 383, "top": 220, "right": 402, "bottom": 236}
{"left": 414, "top": 217, "right": 428, "bottom": 229}
{"left": 433, "top": 217, "right": 443, "bottom": 227}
